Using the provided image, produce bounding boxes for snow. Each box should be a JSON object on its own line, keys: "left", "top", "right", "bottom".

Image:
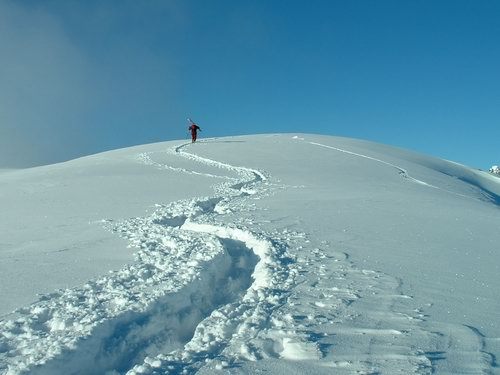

{"left": 490, "top": 165, "right": 500, "bottom": 175}
{"left": 1, "top": 134, "right": 499, "bottom": 374}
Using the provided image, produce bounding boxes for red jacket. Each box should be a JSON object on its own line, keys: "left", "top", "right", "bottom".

{"left": 188, "top": 124, "right": 200, "bottom": 133}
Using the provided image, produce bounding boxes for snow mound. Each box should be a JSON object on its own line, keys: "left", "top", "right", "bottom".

{"left": 1, "top": 134, "right": 499, "bottom": 375}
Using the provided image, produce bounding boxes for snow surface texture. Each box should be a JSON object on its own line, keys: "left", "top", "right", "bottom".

{"left": 1, "top": 134, "right": 499, "bottom": 374}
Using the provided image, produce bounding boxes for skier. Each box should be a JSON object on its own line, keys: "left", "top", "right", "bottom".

{"left": 188, "top": 120, "right": 201, "bottom": 143}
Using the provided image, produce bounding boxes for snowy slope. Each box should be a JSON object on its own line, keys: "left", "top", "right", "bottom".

{"left": 1, "top": 134, "right": 499, "bottom": 375}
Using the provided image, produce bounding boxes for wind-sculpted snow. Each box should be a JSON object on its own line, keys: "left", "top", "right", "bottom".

{"left": 1, "top": 135, "right": 499, "bottom": 374}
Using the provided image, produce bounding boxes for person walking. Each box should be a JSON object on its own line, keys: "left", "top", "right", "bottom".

{"left": 188, "top": 120, "right": 201, "bottom": 143}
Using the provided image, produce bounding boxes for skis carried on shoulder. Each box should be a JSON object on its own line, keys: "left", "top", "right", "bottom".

{"left": 187, "top": 117, "right": 201, "bottom": 143}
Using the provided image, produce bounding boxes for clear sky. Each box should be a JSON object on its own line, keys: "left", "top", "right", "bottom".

{"left": 1, "top": 0, "right": 499, "bottom": 169}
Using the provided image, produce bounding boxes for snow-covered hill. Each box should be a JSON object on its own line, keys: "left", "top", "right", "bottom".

{"left": 1, "top": 134, "right": 499, "bottom": 374}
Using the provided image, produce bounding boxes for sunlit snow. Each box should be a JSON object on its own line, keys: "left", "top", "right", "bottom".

{"left": 1, "top": 134, "right": 499, "bottom": 374}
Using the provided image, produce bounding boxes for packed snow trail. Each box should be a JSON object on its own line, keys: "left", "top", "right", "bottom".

{"left": 113, "top": 142, "right": 439, "bottom": 375}
{"left": 0, "top": 141, "right": 298, "bottom": 375}
{"left": 0, "top": 204, "right": 262, "bottom": 375}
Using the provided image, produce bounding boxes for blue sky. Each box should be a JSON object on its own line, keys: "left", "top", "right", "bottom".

{"left": 0, "top": 0, "right": 498, "bottom": 168}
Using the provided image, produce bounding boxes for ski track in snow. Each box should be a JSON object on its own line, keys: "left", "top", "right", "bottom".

{"left": 0, "top": 142, "right": 299, "bottom": 375}
{"left": 0, "top": 138, "right": 496, "bottom": 374}
{"left": 306, "top": 140, "right": 436, "bottom": 188}
{"left": 303, "top": 139, "right": 485, "bottom": 202}
{"left": 137, "top": 150, "right": 239, "bottom": 182}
